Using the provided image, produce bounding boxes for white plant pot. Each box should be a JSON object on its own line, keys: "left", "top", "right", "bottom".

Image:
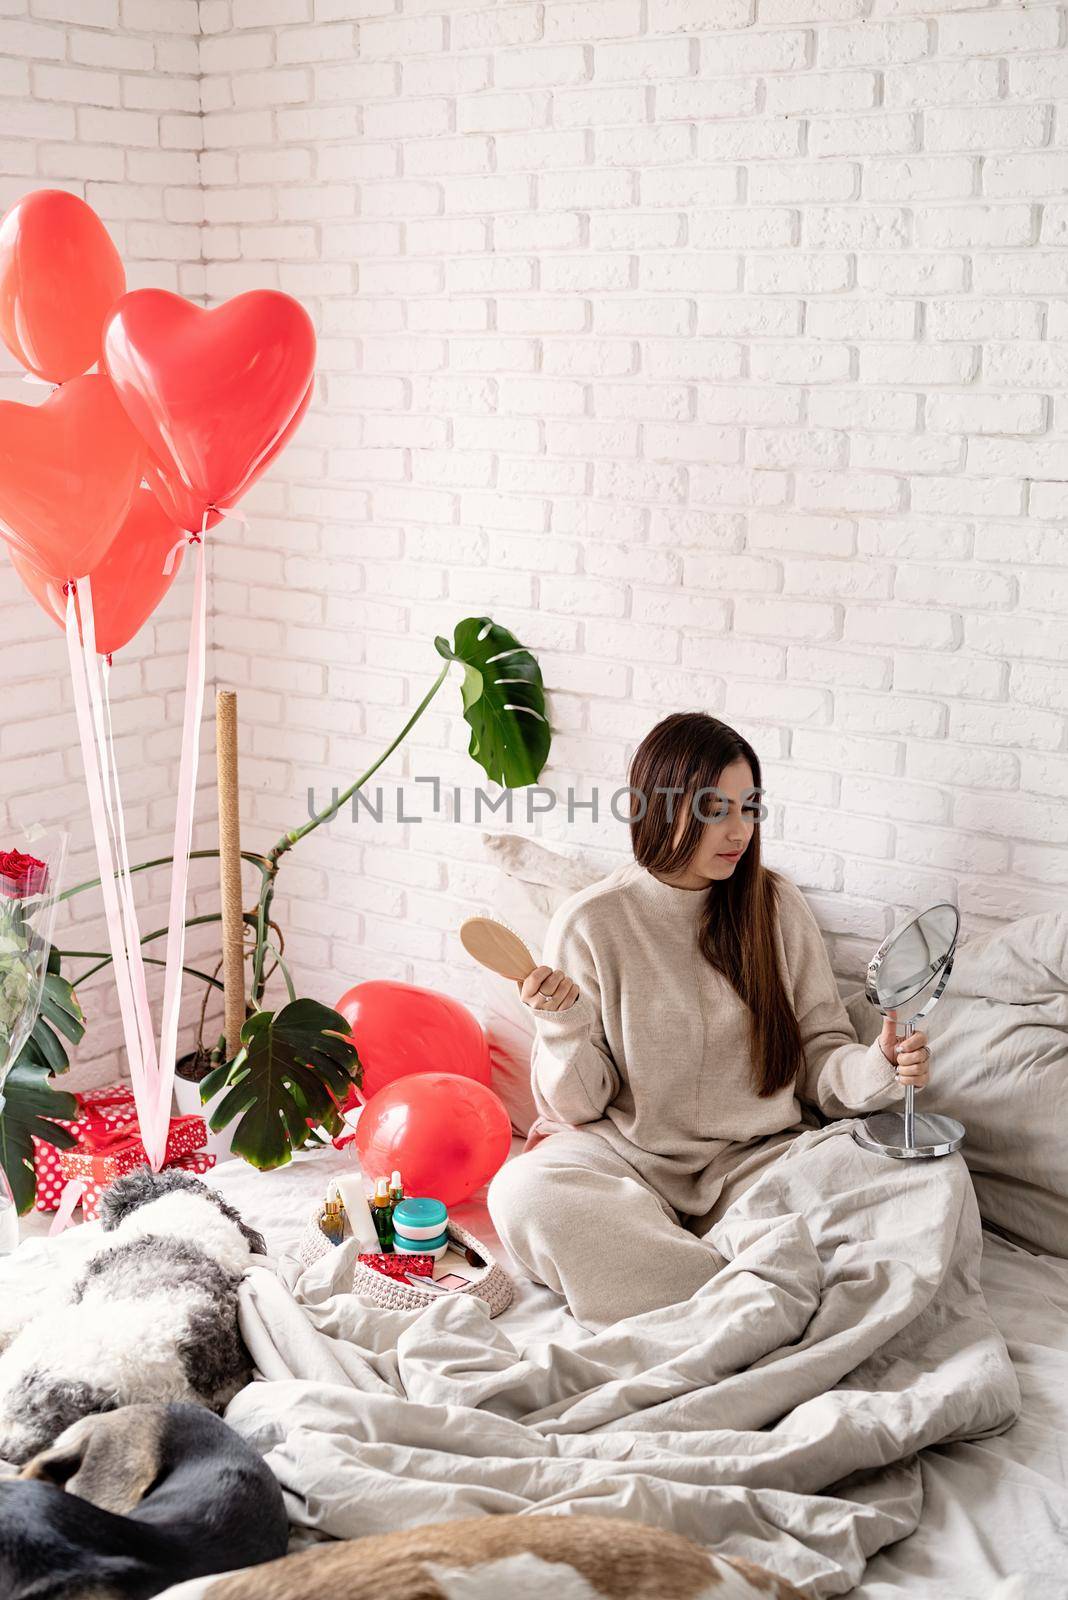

{"left": 173, "top": 1069, "right": 236, "bottom": 1163}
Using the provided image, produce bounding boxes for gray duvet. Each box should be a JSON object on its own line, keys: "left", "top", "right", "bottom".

{"left": 226, "top": 1121, "right": 1020, "bottom": 1598}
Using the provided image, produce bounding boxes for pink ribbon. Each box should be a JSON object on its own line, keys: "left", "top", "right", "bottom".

{"left": 152, "top": 528, "right": 207, "bottom": 1162}
{"left": 64, "top": 584, "right": 158, "bottom": 1192}
{"left": 162, "top": 534, "right": 187, "bottom": 577}
{"left": 81, "top": 582, "right": 167, "bottom": 1159}
{"left": 91, "top": 593, "right": 161, "bottom": 1130}
{"left": 59, "top": 510, "right": 211, "bottom": 1201}
{"left": 48, "top": 1178, "right": 85, "bottom": 1236}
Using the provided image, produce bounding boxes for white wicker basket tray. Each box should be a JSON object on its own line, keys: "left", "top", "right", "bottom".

{"left": 297, "top": 1204, "right": 514, "bottom": 1317}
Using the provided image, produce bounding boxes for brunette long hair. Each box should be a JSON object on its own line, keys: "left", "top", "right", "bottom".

{"left": 627, "top": 712, "right": 804, "bottom": 1097}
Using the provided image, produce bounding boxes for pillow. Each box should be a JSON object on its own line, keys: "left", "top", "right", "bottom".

{"left": 477, "top": 834, "right": 605, "bottom": 1135}
{"left": 845, "top": 910, "right": 1068, "bottom": 1258}
{"left": 480, "top": 830, "right": 613, "bottom": 900}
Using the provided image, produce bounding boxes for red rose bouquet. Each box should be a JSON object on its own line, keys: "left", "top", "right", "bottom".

{"left": 2, "top": 836, "right": 66, "bottom": 1078}
{"left": 1, "top": 839, "right": 65, "bottom": 1094}
{"left": 1, "top": 828, "right": 73, "bottom": 1244}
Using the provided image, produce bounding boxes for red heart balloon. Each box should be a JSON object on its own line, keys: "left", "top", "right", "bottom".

{"left": 103, "top": 289, "right": 316, "bottom": 529}
{"left": 145, "top": 378, "right": 314, "bottom": 533}
{"left": 9, "top": 484, "right": 185, "bottom": 656}
{"left": 0, "top": 374, "right": 146, "bottom": 582}
{"left": 0, "top": 190, "right": 126, "bottom": 384}
{"left": 335, "top": 980, "right": 492, "bottom": 1105}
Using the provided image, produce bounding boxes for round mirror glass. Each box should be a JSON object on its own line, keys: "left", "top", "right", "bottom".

{"left": 868, "top": 902, "right": 960, "bottom": 1017}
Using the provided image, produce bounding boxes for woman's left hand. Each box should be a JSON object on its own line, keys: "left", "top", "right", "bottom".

{"left": 878, "top": 1011, "right": 931, "bottom": 1090}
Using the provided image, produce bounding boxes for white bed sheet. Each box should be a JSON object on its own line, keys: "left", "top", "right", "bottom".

{"left": 205, "top": 1144, "right": 1068, "bottom": 1598}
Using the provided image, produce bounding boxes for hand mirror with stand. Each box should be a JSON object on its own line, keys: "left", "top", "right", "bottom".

{"left": 852, "top": 901, "right": 965, "bottom": 1161}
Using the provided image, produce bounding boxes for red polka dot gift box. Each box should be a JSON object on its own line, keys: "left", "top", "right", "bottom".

{"left": 56, "top": 1111, "right": 209, "bottom": 1209}
{"left": 32, "top": 1081, "right": 138, "bottom": 1213}
{"left": 76, "top": 1149, "right": 217, "bottom": 1223}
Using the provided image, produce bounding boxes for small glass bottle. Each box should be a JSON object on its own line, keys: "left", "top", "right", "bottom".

{"left": 319, "top": 1195, "right": 346, "bottom": 1246}
{"left": 371, "top": 1177, "right": 394, "bottom": 1249}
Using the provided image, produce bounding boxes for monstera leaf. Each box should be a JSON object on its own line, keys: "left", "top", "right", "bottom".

{"left": 0, "top": 954, "right": 83, "bottom": 1214}
{"left": 0, "top": 1059, "right": 78, "bottom": 1214}
{"left": 200, "top": 998, "right": 361, "bottom": 1172}
{"left": 435, "top": 616, "right": 550, "bottom": 788}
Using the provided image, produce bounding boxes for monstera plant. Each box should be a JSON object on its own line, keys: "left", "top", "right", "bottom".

{"left": 57, "top": 616, "right": 550, "bottom": 1173}
{"left": 0, "top": 947, "right": 83, "bottom": 1214}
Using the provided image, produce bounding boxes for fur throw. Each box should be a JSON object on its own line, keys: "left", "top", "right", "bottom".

{"left": 0, "top": 1171, "right": 264, "bottom": 1465}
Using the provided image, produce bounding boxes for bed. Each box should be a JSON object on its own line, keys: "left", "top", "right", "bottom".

{"left": 11, "top": 835, "right": 1066, "bottom": 1598}
{"left": 179, "top": 842, "right": 1066, "bottom": 1600}
{"left": 191, "top": 1133, "right": 1067, "bottom": 1600}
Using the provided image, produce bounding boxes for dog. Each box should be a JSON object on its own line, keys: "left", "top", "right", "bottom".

{"left": 145, "top": 1532, "right": 1037, "bottom": 1600}
{"left": 155, "top": 1518, "right": 808, "bottom": 1600}
{"left": 171, "top": 1560, "right": 1028, "bottom": 1600}
{"left": 0, "top": 1169, "right": 265, "bottom": 1465}
{"left": 0, "top": 1402, "right": 288, "bottom": 1600}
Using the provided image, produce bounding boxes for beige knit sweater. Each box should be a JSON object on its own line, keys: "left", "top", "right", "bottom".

{"left": 529, "top": 860, "right": 904, "bottom": 1208}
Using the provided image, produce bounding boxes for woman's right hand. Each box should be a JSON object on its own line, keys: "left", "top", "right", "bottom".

{"left": 518, "top": 965, "right": 580, "bottom": 1013}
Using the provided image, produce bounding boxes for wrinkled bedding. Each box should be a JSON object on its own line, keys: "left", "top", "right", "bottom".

{"left": 211, "top": 1121, "right": 1022, "bottom": 1598}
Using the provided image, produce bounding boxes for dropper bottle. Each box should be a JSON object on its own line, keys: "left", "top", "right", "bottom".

{"left": 371, "top": 1177, "right": 394, "bottom": 1249}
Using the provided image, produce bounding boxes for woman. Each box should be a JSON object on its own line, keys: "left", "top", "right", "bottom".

{"left": 487, "top": 712, "right": 932, "bottom": 1331}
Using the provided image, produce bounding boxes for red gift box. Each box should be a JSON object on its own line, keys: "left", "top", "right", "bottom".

{"left": 33, "top": 1082, "right": 138, "bottom": 1213}
{"left": 57, "top": 1112, "right": 207, "bottom": 1194}
{"left": 359, "top": 1252, "right": 434, "bottom": 1282}
{"left": 78, "top": 1150, "right": 217, "bottom": 1223}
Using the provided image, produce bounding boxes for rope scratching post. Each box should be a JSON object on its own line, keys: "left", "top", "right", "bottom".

{"left": 215, "top": 690, "right": 245, "bottom": 1059}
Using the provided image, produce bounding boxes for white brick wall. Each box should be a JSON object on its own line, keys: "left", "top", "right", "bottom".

{"left": 4, "top": 0, "right": 1068, "bottom": 1082}
{"left": 198, "top": 0, "right": 1068, "bottom": 1006}
{"left": 0, "top": 0, "right": 216, "bottom": 1091}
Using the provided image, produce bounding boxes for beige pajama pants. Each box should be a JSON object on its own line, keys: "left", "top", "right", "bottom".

{"left": 487, "top": 1124, "right": 806, "bottom": 1332}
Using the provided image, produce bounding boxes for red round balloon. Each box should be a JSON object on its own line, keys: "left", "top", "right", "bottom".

{"left": 0, "top": 189, "right": 125, "bottom": 383}
{"left": 102, "top": 288, "right": 316, "bottom": 529}
{"left": 0, "top": 374, "right": 145, "bottom": 581}
{"left": 355, "top": 1073, "right": 512, "bottom": 1208}
{"left": 10, "top": 484, "right": 184, "bottom": 654}
{"left": 337, "top": 980, "right": 491, "bottom": 1104}
{"left": 145, "top": 378, "right": 313, "bottom": 533}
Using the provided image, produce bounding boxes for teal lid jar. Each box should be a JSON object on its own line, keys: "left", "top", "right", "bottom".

{"left": 392, "top": 1196, "right": 448, "bottom": 1242}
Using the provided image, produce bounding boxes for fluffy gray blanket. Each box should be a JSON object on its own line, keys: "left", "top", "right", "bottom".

{"left": 225, "top": 1121, "right": 1020, "bottom": 1598}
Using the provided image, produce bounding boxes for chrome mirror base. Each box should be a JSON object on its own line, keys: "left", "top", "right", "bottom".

{"left": 852, "top": 1110, "right": 965, "bottom": 1161}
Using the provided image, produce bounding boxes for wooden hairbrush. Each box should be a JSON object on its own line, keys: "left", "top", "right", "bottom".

{"left": 459, "top": 916, "right": 538, "bottom": 983}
